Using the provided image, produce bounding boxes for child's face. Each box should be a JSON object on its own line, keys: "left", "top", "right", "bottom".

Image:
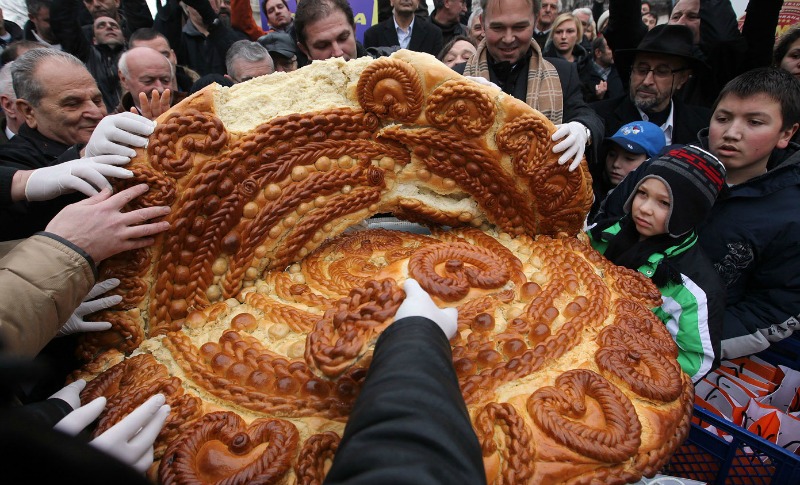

{"left": 709, "top": 93, "right": 797, "bottom": 184}
{"left": 631, "top": 178, "right": 670, "bottom": 238}
{"left": 605, "top": 145, "right": 648, "bottom": 186}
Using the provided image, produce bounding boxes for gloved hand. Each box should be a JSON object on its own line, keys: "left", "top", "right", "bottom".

{"left": 24, "top": 155, "right": 133, "bottom": 201}
{"left": 395, "top": 278, "right": 458, "bottom": 339}
{"left": 48, "top": 379, "right": 87, "bottom": 410}
{"left": 57, "top": 278, "right": 122, "bottom": 337}
{"left": 53, "top": 394, "right": 107, "bottom": 436}
{"left": 552, "top": 121, "right": 590, "bottom": 172}
{"left": 465, "top": 76, "right": 500, "bottom": 90}
{"left": 90, "top": 394, "right": 170, "bottom": 473}
{"left": 84, "top": 112, "right": 156, "bottom": 158}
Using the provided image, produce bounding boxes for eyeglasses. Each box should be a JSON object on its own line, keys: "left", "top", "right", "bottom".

{"left": 632, "top": 64, "right": 689, "bottom": 79}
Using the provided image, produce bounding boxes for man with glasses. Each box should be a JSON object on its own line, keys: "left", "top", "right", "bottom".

{"left": 590, "top": 24, "right": 710, "bottom": 151}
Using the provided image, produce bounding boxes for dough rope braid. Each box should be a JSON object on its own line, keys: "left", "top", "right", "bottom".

{"left": 159, "top": 412, "right": 299, "bottom": 485}
{"left": 294, "top": 432, "right": 341, "bottom": 485}
{"left": 75, "top": 52, "right": 691, "bottom": 485}
{"left": 475, "top": 402, "right": 535, "bottom": 484}
{"left": 528, "top": 369, "right": 642, "bottom": 464}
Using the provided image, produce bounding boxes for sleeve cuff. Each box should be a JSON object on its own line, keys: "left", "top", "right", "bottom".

{"left": 36, "top": 231, "right": 98, "bottom": 280}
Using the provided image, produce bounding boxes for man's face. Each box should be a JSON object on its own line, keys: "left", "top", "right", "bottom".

{"left": 537, "top": 0, "right": 558, "bottom": 29}
{"left": 298, "top": 10, "right": 357, "bottom": 61}
{"left": 595, "top": 41, "right": 613, "bottom": 67}
{"left": 391, "top": 0, "right": 419, "bottom": 16}
{"left": 130, "top": 36, "right": 178, "bottom": 66}
{"left": 483, "top": 0, "right": 535, "bottom": 64}
{"left": 18, "top": 60, "right": 106, "bottom": 145}
{"left": 709, "top": 93, "right": 797, "bottom": 184}
{"left": 29, "top": 7, "right": 54, "bottom": 41}
{"left": 669, "top": 0, "right": 700, "bottom": 44}
{"left": 265, "top": 0, "right": 291, "bottom": 29}
{"left": 229, "top": 58, "right": 274, "bottom": 83}
{"left": 93, "top": 16, "right": 124, "bottom": 46}
{"left": 444, "top": 0, "right": 467, "bottom": 20}
{"left": 121, "top": 48, "right": 174, "bottom": 108}
{"left": 552, "top": 19, "right": 578, "bottom": 57}
{"left": 83, "top": 0, "right": 120, "bottom": 20}
{"left": 469, "top": 13, "right": 484, "bottom": 44}
{"left": 271, "top": 53, "right": 297, "bottom": 72}
{"left": 629, "top": 53, "right": 690, "bottom": 113}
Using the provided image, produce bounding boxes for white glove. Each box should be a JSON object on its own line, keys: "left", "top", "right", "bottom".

{"left": 552, "top": 121, "right": 590, "bottom": 172}
{"left": 57, "top": 278, "right": 122, "bottom": 337}
{"left": 24, "top": 155, "right": 133, "bottom": 201}
{"left": 395, "top": 278, "right": 458, "bottom": 339}
{"left": 48, "top": 379, "right": 87, "bottom": 410}
{"left": 90, "top": 394, "right": 170, "bottom": 473}
{"left": 53, "top": 395, "right": 107, "bottom": 436}
{"left": 464, "top": 75, "right": 500, "bottom": 90}
{"left": 84, "top": 112, "right": 156, "bottom": 158}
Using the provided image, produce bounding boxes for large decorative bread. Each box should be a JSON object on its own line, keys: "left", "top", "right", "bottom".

{"left": 74, "top": 50, "right": 692, "bottom": 484}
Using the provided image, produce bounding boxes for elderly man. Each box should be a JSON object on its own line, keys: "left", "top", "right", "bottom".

{"left": 0, "top": 49, "right": 155, "bottom": 241}
{"left": 463, "top": 0, "right": 603, "bottom": 171}
{"left": 129, "top": 28, "right": 200, "bottom": 93}
{"left": 225, "top": 39, "right": 273, "bottom": 83}
{"left": 0, "top": 63, "right": 21, "bottom": 143}
{"left": 590, "top": 25, "right": 710, "bottom": 147}
{"left": 533, "top": 0, "right": 559, "bottom": 50}
{"left": 116, "top": 46, "right": 186, "bottom": 114}
{"left": 364, "top": 0, "right": 443, "bottom": 57}
{"left": 428, "top": 0, "right": 467, "bottom": 45}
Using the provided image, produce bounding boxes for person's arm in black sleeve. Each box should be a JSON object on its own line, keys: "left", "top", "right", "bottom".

{"left": 560, "top": 61, "right": 604, "bottom": 167}
{"left": 740, "top": 0, "right": 783, "bottom": 72}
{"left": 591, "top": 0, "right": 605, "bottom": 25}
{"left": 49, "top": 0, "right": 91, "bottom": 61}
{"left": 324, "top": 316, "right": 486, "bottom": 485}
{"left": 605, "top": 0, "right": 647, "bottom": 91}
{"left": 153, "top": 0, "right": 185, "bottom": 64}
{"left": 120, "top": 0, "right": 154, "bottom": 34}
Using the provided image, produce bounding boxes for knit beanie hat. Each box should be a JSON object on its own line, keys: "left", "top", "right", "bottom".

{"left": 623, "top": 145, "right": 726, "bottom": 237}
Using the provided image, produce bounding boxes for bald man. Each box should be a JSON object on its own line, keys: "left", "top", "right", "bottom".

{"left": 115, "top": 46, "right": 186, "bottom": 114}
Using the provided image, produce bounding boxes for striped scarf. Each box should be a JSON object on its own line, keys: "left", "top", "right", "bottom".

{"left": 464, "top": 39, "right": 564, "bottom": 124}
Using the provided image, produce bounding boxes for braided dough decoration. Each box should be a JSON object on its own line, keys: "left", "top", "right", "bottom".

{"left": 75, "top": 227, "right": 692, "bottom": 484}
{"left": 71, "top": 51, "right": 692, "bottom": 483}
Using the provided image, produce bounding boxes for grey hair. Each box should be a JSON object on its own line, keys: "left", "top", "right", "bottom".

{"left": 118, "top": 47, "right": 176, "bottom": 80}
{"left": 11, "top": 48, "right": 84, "bottom": 107}
{"left": 225, "top": 40, "right": 271, "bottom": 78}
{"left": 480, "top": 0, "right": 540, "bottom": 17}
{"left": 0, "top": 62, "right": 15, "bottom": 100}
{"left": 468, "top": 7, "right": 482, "bottom": 27}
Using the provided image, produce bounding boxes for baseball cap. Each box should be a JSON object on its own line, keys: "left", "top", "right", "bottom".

{"left": 258, "top": 32, "right": 297, "bottom": 59}
{"left": 606, "top": 121, "right": 666, "bottom": 158}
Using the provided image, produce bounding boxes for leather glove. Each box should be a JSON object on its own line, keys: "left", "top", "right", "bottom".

{"left": 465, "top": 76, "right": 500, "bottom": 90}
{"left": 24, "top": 155, "right": 133, "bottom": 201}
{"left": 395, "top": 278, "right": 458, "bottom": 339}
{"left": 90, "top": 394, "right": 171, "bottom": 473}
{"left": 552, "top": 121, "right": 590, "bottom": 172}
{"left": 84, "top": 112, "right": 156, "bottom": 158}
{"left": 57, "top": 278, "right": 122, "bottom": 337}
{"left": 48, "top": 379, "right": 87, "bottom": 410}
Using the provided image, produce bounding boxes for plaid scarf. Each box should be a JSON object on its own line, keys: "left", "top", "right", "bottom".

{"left": 464, "top": 40, "right": 564, "bottom": 124}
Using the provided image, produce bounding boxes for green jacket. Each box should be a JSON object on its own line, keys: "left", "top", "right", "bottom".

{"left": 590, "top": 222, "right": 724, "bottom": 382}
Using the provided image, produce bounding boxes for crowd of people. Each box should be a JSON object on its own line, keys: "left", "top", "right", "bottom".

{"left": 0, "top": 0, "right": 799, "bottom": 481}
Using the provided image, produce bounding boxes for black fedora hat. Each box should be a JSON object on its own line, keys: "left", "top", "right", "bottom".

{"left": 615, "top": 24, "right": 708, "bottom": 72}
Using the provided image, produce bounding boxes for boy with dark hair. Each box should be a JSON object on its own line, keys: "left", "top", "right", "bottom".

{"left": 594, "top": 67, "right": 800, "bottom": 359}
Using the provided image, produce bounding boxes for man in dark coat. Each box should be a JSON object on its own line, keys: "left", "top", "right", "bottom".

{"left": 364, "top": 0, "right": 443, "bottom": 57}
{"left": 590, "top": 24, "right": 711, "bottom": 169}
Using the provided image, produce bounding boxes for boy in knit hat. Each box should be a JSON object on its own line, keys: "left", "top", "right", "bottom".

{"left": 589, "top": 145, "right": 727, "bottom": 382}
{"left": 594, "top": 67, "right": 800, "bottom": 360}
